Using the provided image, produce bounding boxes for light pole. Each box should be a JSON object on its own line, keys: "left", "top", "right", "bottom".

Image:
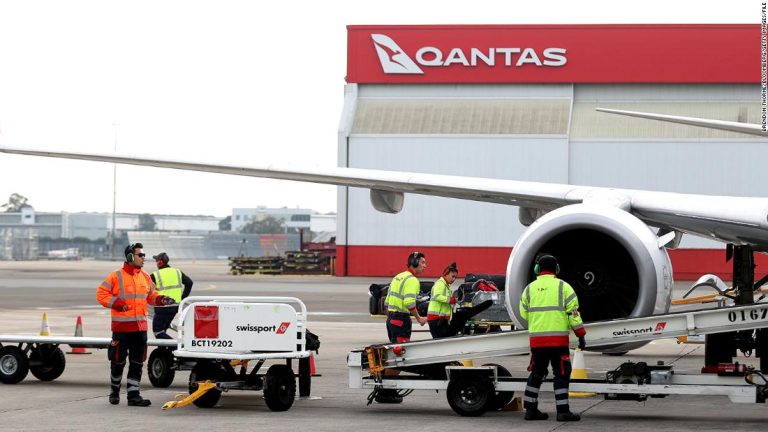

{"left": 111, "top": 121, "right": 119, "bottom": 258}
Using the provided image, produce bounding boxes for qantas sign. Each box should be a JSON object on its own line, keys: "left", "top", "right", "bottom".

{"left": 371, "top": 33, "right": 566, "bottom": 74}
{"left": 347, "top": 25, "right": 759, "bottom": 84}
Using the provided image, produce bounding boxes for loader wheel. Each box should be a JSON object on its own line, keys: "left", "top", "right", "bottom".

{"left": 29, "top": 345, "right": 66, "bottom": 381}
{"left": 148, "top": 348, "right": 175, "bottom": 388}
{"left": 189, "top": 361, "right": 222, "bottom": 408}
{"left": 264, "top": 364, "right": 296, "bottom": 411}
{"left": 0, "top": 346, "right": 30, "bottom": 384}
{"left": 483, "top": 363, "right": 514, "bottom": 410}
{"left": 446, "top": 375, "right": 492, "bottom": 417}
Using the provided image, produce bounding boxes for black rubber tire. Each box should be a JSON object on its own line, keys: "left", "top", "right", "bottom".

{"left": 29, "top": 345, "right": 66, "bottom": 381}
{"left": 483, "top": 363, "right": 514, "bottom": 410}
{"left": 189, "top": 361, "right": 222, "bottom": 408}
{"left": 147, "top": 348, "right": 176, "bottom": 388}
{"left": 264, "top": 364, "right": 296, "bottom": 411}
{"left": 446, "top": 375, "right": 492, "bottom": 417}
{"left": 0, "top": 346, "right": 30, "bottom": 384}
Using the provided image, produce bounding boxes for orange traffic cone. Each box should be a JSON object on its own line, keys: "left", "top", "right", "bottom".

{"left": 68, "top": 316, "right": 91, "bottom": 354}
{"left": 309, "top": 354, "right": 317, "bottom": 376}
{"left": 569, "top": 348, "right": 595, "bottom": 397}
{"left": 39, "top": 312, "right": 51, "bottom": 336}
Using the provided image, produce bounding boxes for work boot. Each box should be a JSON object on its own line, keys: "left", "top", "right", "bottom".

{"left": 108, "top": 392, "right": 119, "bottom": 405}
{"left": 127, "top": 395, "right": 152, "bottom": 407}
{"left": 524, "top": 409, "right": 549, "bottom": 420}
{"left": 556, "top": 412, "right": 581, "bottom": 422}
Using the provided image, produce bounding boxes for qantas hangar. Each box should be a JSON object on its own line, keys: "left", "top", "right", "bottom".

{"left": 335, "top": 25, "right": 762, "bottom": 279}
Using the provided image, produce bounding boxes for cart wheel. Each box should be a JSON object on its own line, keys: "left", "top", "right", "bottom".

{"left": 29, "top": 345, "right": 66, "bottom": 381}
{"left": 189, "top": 361, "right": 222, "bottom": 408}
{"left": 482, "top": 363, "right": 514, "bottom": 410}
{"left": 148, "top": 347, "right": 175, "bottom": 388}
{"left": 264, "top": 364, "right": 296, "bottom": 411}
{"left": 0, "top": 346, "right": 30, "bottom": 384}
{"left": 446, "top": 375, "right": 492, "bottom": 417}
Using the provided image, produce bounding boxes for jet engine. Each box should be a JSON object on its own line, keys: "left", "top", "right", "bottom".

{"left": 505, "top": 204, "right": 673, "bottom": 353}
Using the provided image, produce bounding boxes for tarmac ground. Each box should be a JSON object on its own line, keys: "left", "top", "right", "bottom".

{"left": 0, "top": 260, "right": 766, "bottom": 431}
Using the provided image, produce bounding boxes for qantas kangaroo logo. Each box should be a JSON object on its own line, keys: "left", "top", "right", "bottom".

{"left": 371, "top": 34, "right": 424, "bottom": 74}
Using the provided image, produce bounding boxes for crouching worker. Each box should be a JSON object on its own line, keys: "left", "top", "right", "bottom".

{"left": 96, "top": 243, "right": 177, "bottom": 407}
{"left": 520, "top": 254, "right": 585, "bottom": 422}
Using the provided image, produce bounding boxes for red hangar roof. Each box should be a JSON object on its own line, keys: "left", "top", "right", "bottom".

{"left": 346, "top": 25, "right": 760, "bottom": 84}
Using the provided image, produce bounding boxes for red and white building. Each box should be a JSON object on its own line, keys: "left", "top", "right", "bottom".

{"left": 335, "top": 25, "right": 763, "bottom": 279}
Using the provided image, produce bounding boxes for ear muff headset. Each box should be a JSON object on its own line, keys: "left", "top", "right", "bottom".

{"left": 534, "top": 254, "right": 560, "bottom": 275}
{"left": 124, "top": 243, "right": 143, "bottom": 263}
{"left": 125, "top": 245, "right": 135, "bottom": 263}
{"left": 408, "top": 251, "right": 424, "bottom": 268}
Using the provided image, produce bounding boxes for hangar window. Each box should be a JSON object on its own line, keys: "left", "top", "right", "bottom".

{"left": 351, "top": 98, "right": 570, "bottom": 135}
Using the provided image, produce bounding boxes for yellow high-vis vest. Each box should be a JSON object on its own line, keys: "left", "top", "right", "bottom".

{"left": 386, "top": 270, "right": 420, "bottom": 313}
{"left": 427, "top": 277, "right": 452, "bottom": 319}
{"left": 151, "top": 267, "right": 183, "bottom": 304}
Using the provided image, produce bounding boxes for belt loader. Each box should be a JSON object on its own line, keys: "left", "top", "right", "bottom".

{"left": 348, "top": 303, "right": 768, "bottom": 416}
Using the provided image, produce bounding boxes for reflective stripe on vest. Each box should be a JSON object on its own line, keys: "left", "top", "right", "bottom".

{"left": 387, "top": 271, "right": 416, "bottom": 313}
{"left": 427, "top": 277, "right": 452, "bottom": 318}
{"left": 522, "top": 276, "right": 574, "bottom": 335}
{"left": 152, "top": 267, "right": 183, "bottom": 303}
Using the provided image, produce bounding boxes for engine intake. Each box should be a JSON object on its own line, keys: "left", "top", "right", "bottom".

{"left": 506, "top": 204, "right": 673, "bottom": 351}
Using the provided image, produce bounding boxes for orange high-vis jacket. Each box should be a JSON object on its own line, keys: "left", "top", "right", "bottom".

{"left": 97, "top": 262, "right": 163, "bottom": 332}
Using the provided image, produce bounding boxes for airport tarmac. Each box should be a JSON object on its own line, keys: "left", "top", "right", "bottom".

{"left": 0, "top": 260, "right": 766, "bottom": 431}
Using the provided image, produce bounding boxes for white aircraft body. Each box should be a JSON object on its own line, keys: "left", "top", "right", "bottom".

{"left": 1, "top": 110, "right": 767, "bottom": 353}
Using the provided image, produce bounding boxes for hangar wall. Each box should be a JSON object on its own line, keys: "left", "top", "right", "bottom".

{"left": 337, "top": 83, "right": 761, "bottom": 278}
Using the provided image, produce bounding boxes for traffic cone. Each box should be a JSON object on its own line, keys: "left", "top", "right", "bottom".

{"left": 39, "top": 312, "right": 51, "bottom": 336}
{"left": 68, "top": 316, "right": 91, "bottom": 354}
{"left": 569, "top": 348, "right": 595, "bottom": 397}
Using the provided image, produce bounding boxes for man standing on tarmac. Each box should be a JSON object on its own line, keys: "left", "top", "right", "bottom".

{"left": 150, "top": 252, "right": 193, "bottom": 339}
{"left": 520, "top": 254, "right": 585, "bottom": 422}
{"left": 376, "top": 251, "right": 428, "bottom": 403}
{"left": 96, "top": 243, "right": 176, "bottom": 407}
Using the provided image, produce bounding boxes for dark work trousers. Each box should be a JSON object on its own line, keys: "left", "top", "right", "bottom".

{"left": 108, "top": 331, "right": 148, "bottom": 398}
{"left": 428, "top": 301, "right": 494, "bottom": 339}
{"left": 428, "top": 318, "right": 451, "bottom": 338}
{"left": 386, "top": 312, "right": 413, "bottom": 343}
{"left": 523, "top": 346, "right": 572, "bottom": 414}
{"left": 152, "top": 305, "right": 178, "bottom": 339}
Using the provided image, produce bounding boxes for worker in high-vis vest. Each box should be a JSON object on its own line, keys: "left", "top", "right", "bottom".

{"left": 150, "top": 252, "right": 193, "bottom": 339}
{"left": 520, "top": 254, "right": 586, "bottom": 422}
{"left": 376, "top": 251, "right": 428, "bottom": 404}
{"left": 427, "top": 262, "right": 458, "bottom": 338}
{"left": 96, "top": 243, "right": 176, "bottom": 407}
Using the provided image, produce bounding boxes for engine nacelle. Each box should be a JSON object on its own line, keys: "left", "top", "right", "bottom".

{"left": 505, "top": 204, "right": 673, "bottom": 353}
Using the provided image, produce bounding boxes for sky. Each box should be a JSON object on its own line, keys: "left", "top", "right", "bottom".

{"left": 0, "top": 0, "right": 759, "bottom": 218}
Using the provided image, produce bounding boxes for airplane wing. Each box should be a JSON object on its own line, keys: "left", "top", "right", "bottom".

{"left": 2, "top": 145, "right": 768, "bottom": 248}
{"left": 596, "top": 108, "right": 768, "bottom": 137}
